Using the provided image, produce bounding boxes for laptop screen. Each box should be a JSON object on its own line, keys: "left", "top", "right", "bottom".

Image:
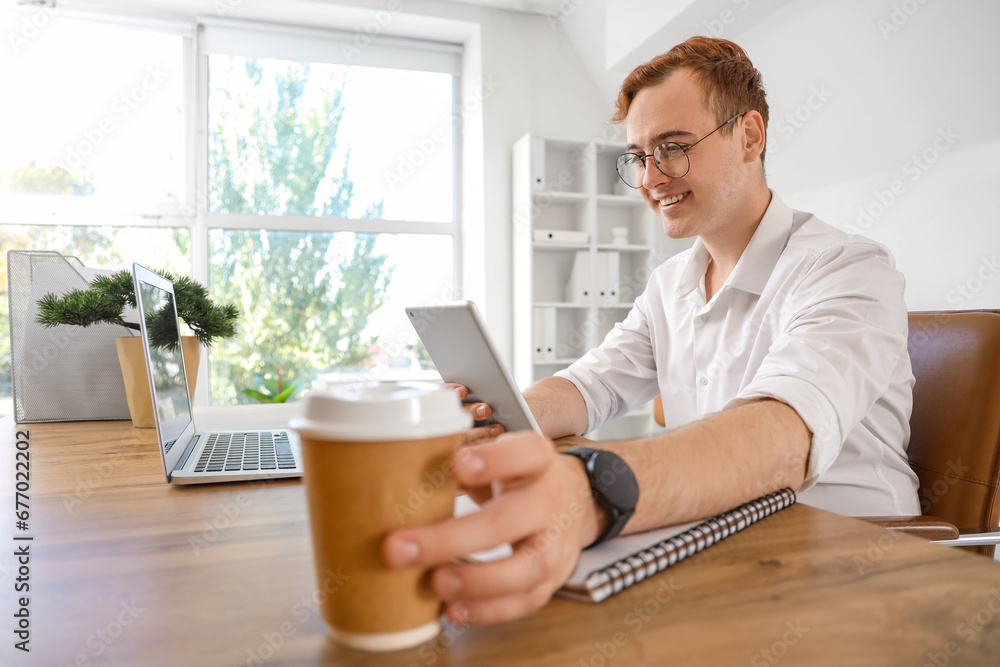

{"left": 135, "top": 271, "right": 194, "bottom": 454}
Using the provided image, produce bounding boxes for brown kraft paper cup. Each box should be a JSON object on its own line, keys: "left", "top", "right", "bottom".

{"left": 290, "top": 381, "right": 470, "bottom": 652}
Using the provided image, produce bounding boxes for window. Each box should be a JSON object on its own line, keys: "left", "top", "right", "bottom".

{"left": 0, "top": 11, "right": 462, "bottom": 416}
{"left": 200, "top": 21, "right": 461, "bottom": 404}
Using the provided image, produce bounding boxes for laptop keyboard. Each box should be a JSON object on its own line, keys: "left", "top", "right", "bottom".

{"left": 193, "top": 431, "right": 297, "bottom": 473}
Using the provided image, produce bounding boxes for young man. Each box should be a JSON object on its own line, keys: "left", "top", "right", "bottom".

{"left": 384, "top": 37, "right": 920, "bottom": 626}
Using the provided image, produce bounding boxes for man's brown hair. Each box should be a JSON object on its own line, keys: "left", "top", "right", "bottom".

{"left": 613, "top": 36, "right": 769, "bottom": 167}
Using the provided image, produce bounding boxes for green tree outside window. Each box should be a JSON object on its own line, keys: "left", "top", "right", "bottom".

{"left": 207, "top": 56, "right": 394, "bottom": 404}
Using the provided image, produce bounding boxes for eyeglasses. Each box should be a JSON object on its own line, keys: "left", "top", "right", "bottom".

{"left": 615, "top": 113, "right": 745, "bottom": 189}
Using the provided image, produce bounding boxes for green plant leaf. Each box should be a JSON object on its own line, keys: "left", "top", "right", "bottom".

{"left": 239, "top": 388, "right": 273, "bottom": 403}
{"left": 261, "top": 376, "right": 283, "bottom": 394}
{"left": 271, "top": 383, "right": 301, "bottom": 403}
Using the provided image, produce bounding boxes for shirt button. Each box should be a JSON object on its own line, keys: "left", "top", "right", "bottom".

{"left": 699, "top": 376, "right": 709, "bottom": 387}
{"left": 699, "top": 314, "right": 708, "bottom": 322}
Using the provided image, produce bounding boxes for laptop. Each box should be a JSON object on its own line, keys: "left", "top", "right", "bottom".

{"left": 132, "top": 263, "right": 302, "bottom": 485}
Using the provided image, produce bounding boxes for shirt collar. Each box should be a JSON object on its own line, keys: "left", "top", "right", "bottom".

{"left": 676, "top": 190, "right": 793, "bottom": 298}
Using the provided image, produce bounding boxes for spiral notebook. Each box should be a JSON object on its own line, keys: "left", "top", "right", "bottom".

{"left": 557, "top": 488, "right": 797, "bottom": 603}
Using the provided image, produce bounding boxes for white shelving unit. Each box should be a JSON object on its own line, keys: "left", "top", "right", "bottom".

{"left": 511, "top": 134, "right": 693, "bottom": 440}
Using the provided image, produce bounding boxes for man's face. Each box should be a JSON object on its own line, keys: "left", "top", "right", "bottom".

{"left": 625, "top": 69, "right": 744, "bottom": 240}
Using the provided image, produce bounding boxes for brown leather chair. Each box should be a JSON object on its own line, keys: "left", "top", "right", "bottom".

{"left": 867, "top": 310, "right": 1000, "bottom": 557}
{"left": 652, "top": 310, "right": 1000, "bottom": 557}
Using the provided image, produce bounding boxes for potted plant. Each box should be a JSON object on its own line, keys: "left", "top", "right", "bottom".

{"left": 36, "top": 268, "right": 238, "bottom": 427}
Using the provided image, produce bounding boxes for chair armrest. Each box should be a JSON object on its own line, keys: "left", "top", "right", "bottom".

{"left": 860, "top": 515, "right": 960, "bottom": 541}
{"left": 933, "top": 529, "right": 1000, "bottom": 547}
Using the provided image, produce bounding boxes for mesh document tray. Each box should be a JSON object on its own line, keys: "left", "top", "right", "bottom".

{"left": 8, "top": 250, "right": 134, "bottom": 423}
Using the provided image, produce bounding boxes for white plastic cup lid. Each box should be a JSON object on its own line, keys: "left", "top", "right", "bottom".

{"left": 289, "top": 380, "right": 471, "bottom": 441}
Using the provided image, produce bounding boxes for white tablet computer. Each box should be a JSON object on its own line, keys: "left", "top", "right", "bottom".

{"left": 405, "top": 301, "right": 542, "bottom": 434}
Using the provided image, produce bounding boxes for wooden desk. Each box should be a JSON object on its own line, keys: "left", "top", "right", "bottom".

{"left": 3, "top": 417, "right": 1000, "bottom": 666}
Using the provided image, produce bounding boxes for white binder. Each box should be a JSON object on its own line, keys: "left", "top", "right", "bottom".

{"left": 542, "top": 307, "right": 557, "bottom": 360}
{"left": 563, "top": 251, "right": 592, "bottom": 304}
{"left": 532, "top": 307, "right": 546, "bottom": 361}
{"left": 533, "top": 307, "right": 558, "bottom": 361}
{"left": 596, "top": 251, "right": 621, "bottom": 306}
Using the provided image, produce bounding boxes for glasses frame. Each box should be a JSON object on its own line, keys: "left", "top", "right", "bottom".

{"left": 616, "top": 112, "right": 746, "bottom": 189}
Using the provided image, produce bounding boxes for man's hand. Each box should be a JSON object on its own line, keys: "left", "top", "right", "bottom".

{"left": 443, "top": 382, "right": 505, "bottom": 445}
{"left": 382, "top": 431, "right": 604, "bottom": 626}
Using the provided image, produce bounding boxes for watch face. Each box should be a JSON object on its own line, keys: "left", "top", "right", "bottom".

{"left": 589, "top": 450, "right": 639, "bottom": 511}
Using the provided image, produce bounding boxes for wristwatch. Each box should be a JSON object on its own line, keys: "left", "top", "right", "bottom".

{"left": 562, "top": 446, "right": 639, "bottom": 548}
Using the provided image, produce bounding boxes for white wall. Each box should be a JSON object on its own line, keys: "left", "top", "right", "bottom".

{"left": 386, "top": 0, "right": 615, "bottom": 357}
{"left": 751, "top": 0, "right": 1000, "bottom": 312}
{"left": 577, "top": 0, "right": 1000, "bottom": 313}
{"left": 397, "top": 2, "right": 614, "bottom": 355}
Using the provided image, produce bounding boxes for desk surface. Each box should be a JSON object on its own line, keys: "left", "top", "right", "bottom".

{"left": 2, "top": 417, "right": 1000, "bottom": 667}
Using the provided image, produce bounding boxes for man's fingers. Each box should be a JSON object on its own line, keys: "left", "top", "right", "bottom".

{"left": 442, "top": 383, "right": 492, "bottom": 420}
{"left": 463, "top": 485, "right": 493, "bottom": 505}
{"left": 383, "top": 484, "right": 550, "bottom": 568}
{"left": 462, "top": 401, "right": 492, "bottom": 420}
{"left": 382, "top": 429, "right": 589, "bottom": 629}
{"left": 460, "top": 424, "right": 503, "bottom": 446}
{"left": 442, "top": 383, "right": 504, "bottom": 445}
{"left": 453, "top": 432, "right": 553, "bottom": 488}
{"left": 445, "top": 584, "right": 555, "bottom": 627}
{"left": 442, "top": 382, "right": 469, "bottom": 400}
{"left": 431, "top": 533, "right": 576, "bottom": 601}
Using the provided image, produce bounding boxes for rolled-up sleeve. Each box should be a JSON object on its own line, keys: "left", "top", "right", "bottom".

{"left": 555, "top": 300, "right": 661, "bottom": 434}
{"left": 734, "top": 242, "right": 909, "bottom": 491}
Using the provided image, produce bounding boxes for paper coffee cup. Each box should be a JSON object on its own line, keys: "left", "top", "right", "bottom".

{"left": 290, "top": 381, "right": 471, "bottom": 652}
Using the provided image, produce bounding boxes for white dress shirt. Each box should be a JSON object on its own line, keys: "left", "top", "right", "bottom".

{"left": 556, "top": 192, "right": 920, "bottom": 516}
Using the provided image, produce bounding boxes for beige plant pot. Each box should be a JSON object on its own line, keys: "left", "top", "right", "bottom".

{"left": 115, "top": 335, "right": 200, "bottom": 428}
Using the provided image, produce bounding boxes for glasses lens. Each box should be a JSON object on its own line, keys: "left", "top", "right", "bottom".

{"left": 654, "top": 143, "right": 690, "bottom": 178}
{"left": 616, "top": 154, "right": 643, "bottom": 189}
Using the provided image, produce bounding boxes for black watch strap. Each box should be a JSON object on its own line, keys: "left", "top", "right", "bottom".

{"left": 562, "top": 446, "right": 639, "bottom": 548}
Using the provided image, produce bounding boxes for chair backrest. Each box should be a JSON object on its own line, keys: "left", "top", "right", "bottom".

{"left": 907, "top": 310, "right": 1000, "bottom": 555}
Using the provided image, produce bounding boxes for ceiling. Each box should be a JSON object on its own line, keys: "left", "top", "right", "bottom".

{"left": 433, "top": 0, "right": 569, "bottom": 13}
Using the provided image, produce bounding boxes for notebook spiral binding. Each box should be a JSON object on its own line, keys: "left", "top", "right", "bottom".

{"left": 585, "top": 488, "right": 797, "bottom": 603}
